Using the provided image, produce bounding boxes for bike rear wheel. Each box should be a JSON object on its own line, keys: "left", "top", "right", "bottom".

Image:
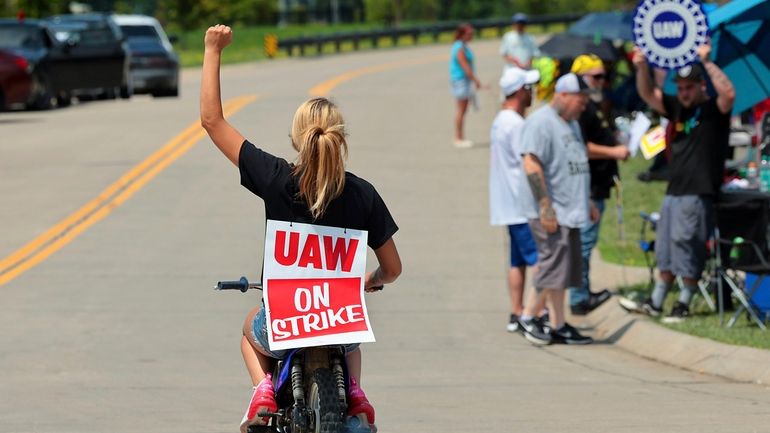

{"left": 307, "top": 368, "right": 344, "bottom": 433}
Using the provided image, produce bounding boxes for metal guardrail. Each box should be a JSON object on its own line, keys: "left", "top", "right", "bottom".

{"left": 276, "top": 13, "right": 584, "bottom": 57}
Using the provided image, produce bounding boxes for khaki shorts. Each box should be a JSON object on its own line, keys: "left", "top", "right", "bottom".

{"left": 528, "top": 219, "right": 582, "bottom": 291}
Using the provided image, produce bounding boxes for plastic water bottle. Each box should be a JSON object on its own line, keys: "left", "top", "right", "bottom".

{"left": 729, "top": 237, "right": 745, "bottom": 261}
{"left": 760, "top": 157, "right": 770, "bottom": 192}
{"left": 747, "top": 161, "right": 759, "bottom": 189}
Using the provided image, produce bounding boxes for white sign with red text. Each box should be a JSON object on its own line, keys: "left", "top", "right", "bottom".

{"left": 263, "top": 219, "right": 374, "bottom": 351}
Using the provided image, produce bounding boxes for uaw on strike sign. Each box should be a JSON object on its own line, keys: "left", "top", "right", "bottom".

{"left": 633, "top": 0, "right": 709, "bottom": 69}
{"left": 263, "top": 220, "right": 374, "bottom": 351}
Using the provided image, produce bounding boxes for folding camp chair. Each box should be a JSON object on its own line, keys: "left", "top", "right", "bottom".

{"left": 714, "top": 192, "right": 770, "bottom": 329}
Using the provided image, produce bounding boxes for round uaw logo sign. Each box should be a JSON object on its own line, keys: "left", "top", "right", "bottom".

{"left": 633, "top": 0, "right": 709, "bottom": 69}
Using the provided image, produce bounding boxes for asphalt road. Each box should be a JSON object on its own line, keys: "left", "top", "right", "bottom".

{"left": 2, "top": 39, "right": 769, "bottom": 433}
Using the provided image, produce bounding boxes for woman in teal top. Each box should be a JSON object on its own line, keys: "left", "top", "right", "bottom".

{"left": 449, "top": 24, "right": 481, "bottom": 148}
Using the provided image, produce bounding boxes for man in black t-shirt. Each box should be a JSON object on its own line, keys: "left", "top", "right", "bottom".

{"left": 622, "top": 41, "right": 735, "bottom": 322}
{"left": 569, "top": 54, "right": 631, "bottom": 315}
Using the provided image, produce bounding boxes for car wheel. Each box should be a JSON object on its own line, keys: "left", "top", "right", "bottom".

{"left": 0, "top": 89, "right": 6, "bottom": 111}
{"left": 119, "top": 82, "right": 133, "bottom": 99}
{"left": 57, "top": 92, "right": 72, "bottom": 107}
{"left": 28, "top": 74, "right": 54, "bottom": 110}
{"left": 153, "top": 87, "right": 179, "bottom": 98}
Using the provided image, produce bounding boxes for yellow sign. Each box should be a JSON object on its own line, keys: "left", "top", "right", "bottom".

{"left": 264, "top": 34, "right": 278, "bottom": 58}
{"left": 641, "top": 125, "right": 666, "bottom": 160}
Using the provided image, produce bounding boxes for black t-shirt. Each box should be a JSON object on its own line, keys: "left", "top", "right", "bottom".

{"left": 238, "top": 140, "right": 398, "bottom": 250}
{"left": 662, "top": 95, "right": 730, "bottom": 197}
{"left": 578, "top": 99, "right": 619, "bottom": 200}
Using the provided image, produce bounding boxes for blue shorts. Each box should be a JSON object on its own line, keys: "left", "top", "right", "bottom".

{"left": 508, "top": 223, "right": 538, "bottom": 267}
{"left": 251, "top": 306, "right": 360, "bottom": 359}
{"left": 450, "top": 79, "right": 472, "bottom": 100}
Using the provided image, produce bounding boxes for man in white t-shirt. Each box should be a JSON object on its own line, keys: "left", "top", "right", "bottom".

{"left": 500, "top": 13, "right": 541, "bottom": 70}
{"left": 489, "top": 67, "right": 541, "bottom": 332}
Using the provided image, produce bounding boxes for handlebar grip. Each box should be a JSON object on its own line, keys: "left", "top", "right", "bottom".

{"left": 216, "top": 276, "right": 249, "bottom": 292}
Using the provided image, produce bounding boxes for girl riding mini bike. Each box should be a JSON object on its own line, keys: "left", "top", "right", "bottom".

{"left": 200, "top": 24, "right": 402, "bottom": 433}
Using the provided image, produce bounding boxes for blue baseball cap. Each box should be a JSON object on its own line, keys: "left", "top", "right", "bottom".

{"left": 512, "top": 13, "right": 528, "bottom": 24}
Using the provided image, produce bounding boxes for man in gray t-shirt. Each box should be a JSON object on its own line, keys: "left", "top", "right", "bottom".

{"left": 515, "top": 73, "right": 598, "bottom": 346}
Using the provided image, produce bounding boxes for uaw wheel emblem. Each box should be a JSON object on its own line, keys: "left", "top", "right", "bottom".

{"left": 633, "top": 0, "right": 709, "bottom": 69}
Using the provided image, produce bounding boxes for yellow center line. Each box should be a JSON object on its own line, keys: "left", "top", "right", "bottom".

{"left": 4, "top": 51, "right": 450, "bottom": 286}
{"left": 309, "top": 54, "right": 449, "bottom": 97}
{"left": 0, "top": 95, "right": 259, "bottom": 286}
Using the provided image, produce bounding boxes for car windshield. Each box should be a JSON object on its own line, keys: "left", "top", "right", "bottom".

{"left": 120, "top": 25, "right": 160, "bottom": 40}
{"left": 49, "top": 21, "right": 117, "bottom": 45}
{"left": 0, "top": 25, "right": 43, "bottom": 49}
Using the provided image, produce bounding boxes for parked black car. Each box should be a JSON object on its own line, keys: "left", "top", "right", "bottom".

{"left": 46, "top": 13, "right": 132, "bottom": 100}
{"left": 114, "top": 14, "right": 179, "bottom": 97}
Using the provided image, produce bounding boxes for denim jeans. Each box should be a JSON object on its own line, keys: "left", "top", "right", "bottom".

{"left": 569, "top": 199, "right": 605, "bottom": 306}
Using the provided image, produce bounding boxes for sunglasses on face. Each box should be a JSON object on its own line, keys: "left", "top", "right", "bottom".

{"left": 588, "top": 73, "right": 606, "bottom": 80}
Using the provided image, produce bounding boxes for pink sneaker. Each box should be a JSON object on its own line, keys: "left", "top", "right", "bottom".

{"left": 240, "top": 374, "right": 278, "bottom": 433}
{"left": 347, "top": 376, "right": 375, "bottom": 425}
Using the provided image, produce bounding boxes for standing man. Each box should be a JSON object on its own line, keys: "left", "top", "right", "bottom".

{"left": 489, "top": 67, "right": 541, "bottom": 332}
{"left": 568, "top": 54, "right": 631, "bottom": 315}
{"left": 621, "top": 41, "right": 734, "bottom": 322}
{"left": 500, "top": 13, "right": 540, "bottom": 71}
{"left": 517, "top": 73, "right": 598, "bottom": 345}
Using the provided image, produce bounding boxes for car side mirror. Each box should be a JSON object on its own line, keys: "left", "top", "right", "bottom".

{"left": 168, "top": 34, "right": 178, "bottom": 44}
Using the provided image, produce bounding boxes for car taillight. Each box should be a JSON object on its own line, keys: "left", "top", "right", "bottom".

{"left": 13, "top": 56, "right": 29, "bottom": 71}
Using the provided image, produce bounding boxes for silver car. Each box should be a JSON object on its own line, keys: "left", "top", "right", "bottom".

{"left": 114, "top": 14, "right": 179, "bottom": 97}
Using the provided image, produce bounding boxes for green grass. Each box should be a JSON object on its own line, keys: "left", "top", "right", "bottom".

{"left": 596, "top": 154, "right": 667, "bottom": 266}
{"left": 172, "top": 22, "right": 567, "bottom": 67}
{"left": 618, "top": 283, "right": 770, "bottom": 350}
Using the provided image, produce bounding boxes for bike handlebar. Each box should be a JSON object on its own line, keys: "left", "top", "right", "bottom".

{"left": 215, "top": 277, "right": 383, "bottom": 292}
{"left": 215, "top": 276, "right": 261, "bottom": 292}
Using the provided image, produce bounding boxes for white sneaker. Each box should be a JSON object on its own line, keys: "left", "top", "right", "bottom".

{"left": 453, "top": 139, "right": 474, "bottom": 148}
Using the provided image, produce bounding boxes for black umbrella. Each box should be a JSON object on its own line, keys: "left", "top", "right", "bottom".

{"left": 567, "top": 11, "right": 634, "bottom": 42}
{"left": 539, "top": 33, "right": 620, "bottom": 63}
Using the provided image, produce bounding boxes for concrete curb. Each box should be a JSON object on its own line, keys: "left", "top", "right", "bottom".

{"left": 575, "top": 295, "right": 770, "bottom": 385}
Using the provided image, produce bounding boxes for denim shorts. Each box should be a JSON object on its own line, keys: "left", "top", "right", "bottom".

{"left": 251, "top": 306, "right": 360, "bottom": 359}
{"left": 450, "top": 79, "right": 472, "bottom": 100}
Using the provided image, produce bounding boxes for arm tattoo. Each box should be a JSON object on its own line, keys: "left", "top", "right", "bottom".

{"left": 527, "top": 173, "right": 547, "bottom": 203}
{"left": 704, "top": 61, "right": 735, "bottom": 96}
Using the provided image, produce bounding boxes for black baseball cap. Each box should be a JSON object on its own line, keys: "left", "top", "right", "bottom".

{"left": 675, "top": 63, "right": 704, "bottom": 82}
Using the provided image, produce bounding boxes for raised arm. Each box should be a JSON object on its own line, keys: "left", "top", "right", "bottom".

{"left": 200, "top": 24, "right": 245, "bottom": 166}
{"left": 698, "top": 41, "right": 735, "bottom": 114}
{"left": 632, "top": 47, "right": 667, "bottom": 116}
{"left": 523, "top": 153, "right": 558, "bottom": 234}
{"left": 364, "top": 238, "right": 402, "bottom": 291}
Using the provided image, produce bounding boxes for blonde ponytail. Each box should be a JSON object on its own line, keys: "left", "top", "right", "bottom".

{"left": 290, "top": 98, "right": 348, "bottom": 219}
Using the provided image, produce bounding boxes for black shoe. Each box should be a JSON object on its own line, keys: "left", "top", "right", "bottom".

{"left": 661, "top": 302, "right": 689, "bottom": 324}
{"left": 518, "top": 317, "right": 552, "bottom": 345}
{"left": 640, "top": 298, "right": 663, "bottom": 317}
{"left": 550, "top": 323, "right": 593, "bottom": 345}
{"left": 570, "top": 289, "right": 612, "bottom": 315}
{"left": 507, "top": 314, "right": 519, "bottom": 333}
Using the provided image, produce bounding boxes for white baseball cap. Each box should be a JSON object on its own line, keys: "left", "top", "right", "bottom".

{"left": 554, "top": 73, "right": 595, "bottom": 94}
{"left": 499, "top": 67, "right": 540, "bottom": 96}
